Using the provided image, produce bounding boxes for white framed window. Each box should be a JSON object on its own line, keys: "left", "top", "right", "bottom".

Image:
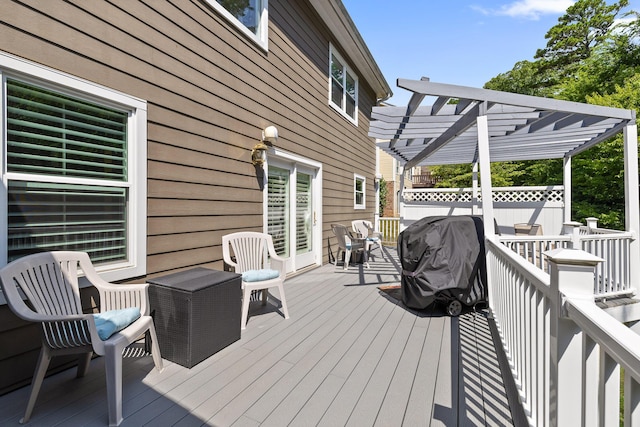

{"left": 0, "top": 52, "right": 147, "bottom": 282}
{"left": 207, "top": 0, "right": 269, "bottom": 51}
{"left": 329, "top": 45, "right": 358, "bottom": 125}
{"left": 354, "top": 174, "right": 365, "bottom": 209}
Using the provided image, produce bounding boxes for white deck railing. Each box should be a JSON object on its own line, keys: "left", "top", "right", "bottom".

{"left": 378, "top": 217, "right": 400, "bottom": 245}
{"left": 487, "top": 239, "right": 640, "bottom": 426}
{"left": 499, "top": 221, "right": 635, "bottom": 298}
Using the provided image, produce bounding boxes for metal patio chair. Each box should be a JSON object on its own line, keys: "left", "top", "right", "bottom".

{"left": 222, "top": 232, "right": 290, "bottom": 329}
{"left": 0, "top": 251, "right": 163, "bottom": 426}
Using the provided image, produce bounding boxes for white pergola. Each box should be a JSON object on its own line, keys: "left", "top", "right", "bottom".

{"left": 371, "top": 77, "right": 639, "bottom": 245}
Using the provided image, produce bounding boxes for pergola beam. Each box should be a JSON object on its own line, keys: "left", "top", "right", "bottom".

{"left": 404, "top": 102, "right": 483, "bottom": 170}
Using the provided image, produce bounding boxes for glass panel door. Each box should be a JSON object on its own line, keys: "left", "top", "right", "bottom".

{"left": 267, "top": 160, "right": 319, "bottom": 272}
{"left": 267, "top": 166, "right": 290, "bottom": 257}
{"left": 295, "top": 171, "right": 314, "bottom": 267}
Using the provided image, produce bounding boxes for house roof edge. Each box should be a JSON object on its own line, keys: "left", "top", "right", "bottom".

{"left": 308, "top": 0, "right": 392, "bottom": 102}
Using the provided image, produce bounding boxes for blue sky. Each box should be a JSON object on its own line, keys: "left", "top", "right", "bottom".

{"left": 342, "top": 0, "right": 639, "bottom": 106}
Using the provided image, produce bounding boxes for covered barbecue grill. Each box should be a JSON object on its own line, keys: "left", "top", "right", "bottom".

{"left": 398, "top": 216, "right": 487, "bottom": 315}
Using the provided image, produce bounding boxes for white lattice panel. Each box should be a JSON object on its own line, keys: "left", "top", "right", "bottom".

{"left": 403, "top": 191, "right": 473, "bottom": 203}
{"left": 492, "top": 188, "right": 564, "bottom": 203}
{"left": 403, "top": 186, "right": 564, "bottom": 204}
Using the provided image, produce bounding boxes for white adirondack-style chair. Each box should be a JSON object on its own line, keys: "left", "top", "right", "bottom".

{"left": 222, "top": 232, "right": 290, "bottom": 329}
{"left": 0, "top": 251, "right": 163, "bottom": 426}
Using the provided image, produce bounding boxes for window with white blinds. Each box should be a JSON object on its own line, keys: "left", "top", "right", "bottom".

{"left": 5, "top": 79, "right": 129, "bottom": 263}
{"left": 267, "top": 166, "right": 290, "bottom": 257}
{"left": 0, "top": 53, "right": 146, "bottom": 282}
{"left": 7, "top": 79, "right": 127, "bottom": 180}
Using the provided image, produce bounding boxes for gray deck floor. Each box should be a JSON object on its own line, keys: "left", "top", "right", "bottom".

{"left": 0, "top": 246, "right": 514, "bottom": 426}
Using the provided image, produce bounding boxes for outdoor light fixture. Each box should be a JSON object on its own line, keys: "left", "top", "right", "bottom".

{"left": 251, "top": 125, "right": 278, "bottom": 166}
{"left": 251, "top": 141, "right": 268, "bottom": 166}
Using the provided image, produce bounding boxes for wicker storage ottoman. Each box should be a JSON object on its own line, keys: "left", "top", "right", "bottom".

{"left": 148, "top": 268, "right": 242, "bottom": 368}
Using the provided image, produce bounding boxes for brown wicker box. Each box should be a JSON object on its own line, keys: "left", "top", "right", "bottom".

{"left": 148, "top": 268, "right": 242, "bottom": 368}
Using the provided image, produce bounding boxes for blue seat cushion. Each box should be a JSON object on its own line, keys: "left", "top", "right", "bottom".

{"left": 93, "top": 307, "right": 141, "bottom": 340}
{"left": 242, "top": 269, "right": 280, "bottom": 282}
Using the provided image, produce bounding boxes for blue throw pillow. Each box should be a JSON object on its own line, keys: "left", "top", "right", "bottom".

{"left": 93, "top": 307, "right": 141, "bottom": 340}
{"left": 242, "top": 269, "right": 280, "bottom": 282}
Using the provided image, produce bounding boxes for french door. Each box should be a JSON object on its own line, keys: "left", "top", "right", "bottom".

{"left": 266, "top": 155, "right": 320, "bottom": 272}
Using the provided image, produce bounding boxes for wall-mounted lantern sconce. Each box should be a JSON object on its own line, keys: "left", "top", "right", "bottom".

{"left": 251, "top": 141, "right": 268, "bottom": 166}
{"left": 251, "top": 125, "right": 278, "bottom": 166}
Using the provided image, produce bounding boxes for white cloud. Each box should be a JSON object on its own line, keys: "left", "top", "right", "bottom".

{"left": 475, "top": 0, "right": 575, "bottom": 20}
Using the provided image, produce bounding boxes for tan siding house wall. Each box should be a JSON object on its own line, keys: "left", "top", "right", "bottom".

{"left": 0, "top": 0, "right": 387, "bottom": 394}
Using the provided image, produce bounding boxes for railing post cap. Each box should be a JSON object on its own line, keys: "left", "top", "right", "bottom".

{"left": 544, "top": 247, "right": 603, "bottom": 266}
{"left": 563, "top": 221, "right": 583, "bottom": 227}
{"left": 585, "top": 217, "right": 598, "bottom": 221}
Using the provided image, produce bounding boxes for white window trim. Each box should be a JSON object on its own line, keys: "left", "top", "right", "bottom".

{"left": 329, "top": 44, "right": 359, "bottom": 126}
{"left": 354, "top": 173, "right": 366, "bottom": 210}
{"left": 0, "top": 51, "right": 147, "bottom": 283}
{"left": 206, "top": 0, "right": 269, "bottom": 52}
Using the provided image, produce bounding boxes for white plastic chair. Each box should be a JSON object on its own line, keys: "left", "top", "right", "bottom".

{"left": 0, "top": 251, "right": 163, "bottom": 426}
{"left": 351, "top": 220, "right": 382, "bottom": 253}
{"left": 331, "top": 224, "right": 370, "bottom": 270}
{"left": 222, "top": 232, "right": 290, "bottom": 329}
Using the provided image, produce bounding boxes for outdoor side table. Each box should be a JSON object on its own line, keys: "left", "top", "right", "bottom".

{"left": 148, "top": 267, "right": 242, "bottom": 368}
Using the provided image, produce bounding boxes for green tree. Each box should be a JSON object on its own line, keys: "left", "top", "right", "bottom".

{"left": 535, "top": 0, "right": 629, "bottom": 74}
{"left": 570, "top": 74, "right": 640, "bottom": 229}
{"left": 484, "top": 59, "right": 558, "bottom": 97}
{"left": 378, "top": 177, "right": 388, "bottom": 216}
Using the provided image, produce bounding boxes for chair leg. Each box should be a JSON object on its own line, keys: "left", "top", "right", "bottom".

{"left": 20, "top": 345, "right": 52, "bottom": 424}
{"left": 241, "top": 288, "right": 251, "bottom": 330}
{"left": 277, "top": 283, "right": 290, "bottom": 319}
{"left": 344, "top": 249, "right": 351, "bottom": 270}
{"left": 105, "top": 343, "right": 124, "bottom": 427}
{"left": 147, "top": 323, "right": 164, "bottom": 371}
{"left": 77, "top": 351, "right": 93, "bottom": 378}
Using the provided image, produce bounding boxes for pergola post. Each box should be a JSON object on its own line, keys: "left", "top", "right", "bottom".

{"left": 472, "top": 162, "right": 479, "bottom": 215}
{"left": 563, "top": 156, "right": 572, "bottom": 223}
{"left": 624, "top": 123, "right": 640, "bottom": 291}
{"left": 477, "top": 109, "right": 494, "bottom": 240}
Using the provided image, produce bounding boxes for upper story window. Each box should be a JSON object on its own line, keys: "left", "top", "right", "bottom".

{"left": 329, "top": 45, "right": 358, "bottom": 125}
{"left": 208, "top": 0, "right": 269, "bottom": 50}
{"left": 354, "top": 174, "right": 365, "bottom": 209}
{"left": 0, "top": 52, "right": 147, "bottom": 283}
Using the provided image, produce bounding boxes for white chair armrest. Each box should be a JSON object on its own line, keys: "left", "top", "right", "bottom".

{"left": 269, "top": 254, "right": 288, "bottom": 278}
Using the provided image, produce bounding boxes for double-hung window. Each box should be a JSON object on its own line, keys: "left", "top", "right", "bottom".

{"left": 208, "top": 0, "right": 269, "bottom": 50}
{"left": 329, "top": 45, "right": 358, "bottom": 124}
{"left": 0, "top": 53, "right": 147, "bottom": 282}
{"left": 354, "top": 174, "right": 365, "bottom": 209}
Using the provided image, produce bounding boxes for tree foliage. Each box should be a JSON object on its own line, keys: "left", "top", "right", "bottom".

{"left": 378, "top": 177, "right": 388, "bottom": 216}
{"left": 535, "top": 0, "right": 629, "bottom": 74}
{"left": 431, "top": 0, "right": 640, "bottom": 229}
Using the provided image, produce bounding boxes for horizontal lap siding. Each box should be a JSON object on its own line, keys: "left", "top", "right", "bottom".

{"left": 0, "top": 0, "right": 378, "bottom": 392}
{"left": 2, "top": 0, "right": 378, "bottom": 272}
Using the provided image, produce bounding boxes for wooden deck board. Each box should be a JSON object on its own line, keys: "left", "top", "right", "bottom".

{"left": 0, "top": 246, "right": 514, "bottom": 426}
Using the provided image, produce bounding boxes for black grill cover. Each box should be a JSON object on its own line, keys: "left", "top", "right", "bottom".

{"left": 398, "top": 216, "right": 487, "bottom": 310}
